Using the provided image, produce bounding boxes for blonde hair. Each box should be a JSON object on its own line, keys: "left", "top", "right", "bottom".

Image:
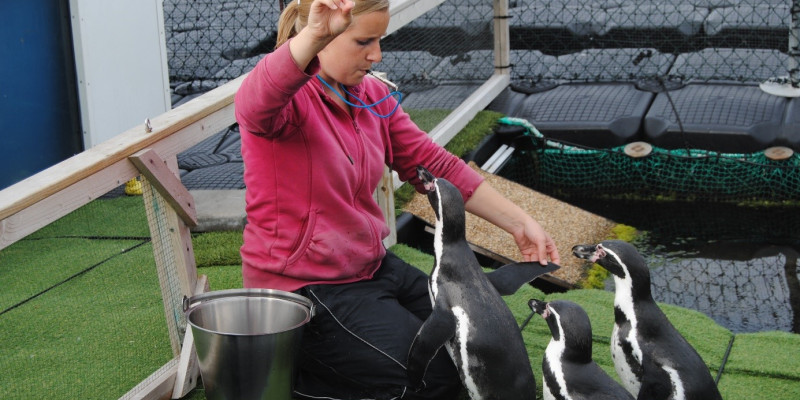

{"left": 275, "top": 0, "right": 390, "bottom": 49}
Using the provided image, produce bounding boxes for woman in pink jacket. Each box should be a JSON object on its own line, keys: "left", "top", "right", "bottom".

{"left": 234, "top": 0, "right": 560, "bottom": 398}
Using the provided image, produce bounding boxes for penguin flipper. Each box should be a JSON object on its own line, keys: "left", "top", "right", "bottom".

{"left": 486, "top": 261, "right": 561, "bottom": 296}
{"left": 635, "top": 363, "right": 672, "bottom": 400}
{"left": 407, "top": 305, "right": 456, "bottom": 388}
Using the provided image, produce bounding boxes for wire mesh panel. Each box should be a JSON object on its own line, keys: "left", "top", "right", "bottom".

{"left": 164, "top": 0, "right": 798, "bottom": 108}
{"left": 0, "top": 195, "right": 175, "bottom": 399}
{"left": 508, "top": 0, "right": 793, "bottom": 84}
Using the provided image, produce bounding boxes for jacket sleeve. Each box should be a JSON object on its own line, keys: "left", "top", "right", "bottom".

{"left": 234, "top": 40, "right": 320, "bottom": 137}
{"left": 386, "top": 102, "right": 484, "bottom": 203}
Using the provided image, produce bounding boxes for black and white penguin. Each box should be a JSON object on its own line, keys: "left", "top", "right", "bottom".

{"left": 572, "top": 240, "right": 723, "bottom": 400}
{"left": 407, "top": 166, "right": 559, "bottom": 400}
{"left": 528, "top": 299, "right": 634, "bottom": 400}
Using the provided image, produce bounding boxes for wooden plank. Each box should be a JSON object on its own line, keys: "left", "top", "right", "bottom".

{"left": 0, "top": 102, "right": 235, "bottom": 251}
{"left": 428, "top": 73, "right": 510, "bottom": 147}
{"left": 118, "top": 357, "right": 179, "bottom": 400}
{"left": 387, "top": 0, "right": 447, "bottom": 34}
{"left": 129, "top": 149, "right": 197, "bottom": 227}
{"left": 0, "top": 159, "right": 138, "bottom": 250}
{"left": 0, "top": 75, "right": 243, "bottom": 222}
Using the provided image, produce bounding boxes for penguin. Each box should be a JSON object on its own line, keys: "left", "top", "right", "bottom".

{"left": 407, "top": 165, "right": 560, "bottom": 400}
{"left": 528, "top": 299, "right": 634, "bottom": 400}
{"left": 572, "top": 240, "right": 723, "bottom": 400}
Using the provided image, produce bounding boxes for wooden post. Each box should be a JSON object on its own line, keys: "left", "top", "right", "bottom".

{"left": 494, "top": 0, "right": 511, "bottom": 77}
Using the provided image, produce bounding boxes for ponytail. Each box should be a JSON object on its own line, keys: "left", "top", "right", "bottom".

{"left": 275, "top": 2, "right": 301, "bottom": 49}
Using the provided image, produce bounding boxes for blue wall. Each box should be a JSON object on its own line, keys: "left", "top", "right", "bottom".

{"left": 0, "top": 0, "right": 82, "bottom": 190}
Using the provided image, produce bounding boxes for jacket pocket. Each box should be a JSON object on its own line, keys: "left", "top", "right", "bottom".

{"left": 286, "top": 209, "right": 317, "bottom": 266}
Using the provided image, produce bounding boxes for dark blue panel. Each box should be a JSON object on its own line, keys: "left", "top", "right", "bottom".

{"left": 0, "top": 0, "right": 82, "bottom": 189}
{"left": 512, "top": 83, "right": 652, "bottom": 147}
{"left": 643, "top": 83, "right": 786, "bottom": 153}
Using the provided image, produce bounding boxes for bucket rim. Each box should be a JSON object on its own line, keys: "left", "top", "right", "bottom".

{"left": 184, "top": 288, "right": 313, "bottom": 337}
{"left": 184, "top": 288, "right": 313, "bottom": 312}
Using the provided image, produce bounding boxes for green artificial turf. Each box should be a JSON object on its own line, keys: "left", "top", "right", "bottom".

{"left": 406, "top": 108, "right": 452, "bottom": 133}
{"left": 0, "top": 239, "right": 172, "bottom": 399}
{"left": 192, "top": 231, "right": 243, "bottom": 268}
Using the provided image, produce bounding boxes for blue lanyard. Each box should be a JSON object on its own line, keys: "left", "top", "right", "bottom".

{"left": 316, "top": 74, "right": 403, "bottom": 118}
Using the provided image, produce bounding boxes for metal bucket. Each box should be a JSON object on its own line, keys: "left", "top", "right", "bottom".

{"left": 183, "top": 289, "right": 314, "bottom": 400}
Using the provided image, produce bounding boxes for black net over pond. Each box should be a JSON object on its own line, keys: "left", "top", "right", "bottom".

{"left": 496, "top": 116, "right": 800, "bottom": 204}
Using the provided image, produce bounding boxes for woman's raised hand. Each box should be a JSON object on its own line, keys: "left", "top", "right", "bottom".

{"left": 307, "top": 0, "right": 356, "bottom": 41}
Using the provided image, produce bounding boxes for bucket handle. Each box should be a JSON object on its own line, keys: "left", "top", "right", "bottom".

{"left": 183, "top": 288, "right": 315, "bottom": 317}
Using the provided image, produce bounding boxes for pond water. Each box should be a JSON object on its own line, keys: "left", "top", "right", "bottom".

{"left": 560, "top": 198, "right": 800, "bottom": 334}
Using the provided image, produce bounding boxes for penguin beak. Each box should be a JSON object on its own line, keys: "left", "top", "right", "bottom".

{"left": 528, "top": 299, "right": 549, "bottom": 318}
{"left": 572, "top": 244, "right": 604, "bottom": 263}
{"left": 416, "top": 165, "right": 437, "bottom": 193}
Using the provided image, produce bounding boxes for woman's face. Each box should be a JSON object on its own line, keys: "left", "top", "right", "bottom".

{"left": 318, "top": 9, "right": 390, "bottom": 87}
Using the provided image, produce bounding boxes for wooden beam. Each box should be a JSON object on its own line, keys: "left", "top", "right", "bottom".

{"left": 0, "top": 75, "right": 243, "bottom": 222}
{"left": 0, "top": 158, "right": 138, "bottom": 250}
{"left": 387, "top": 0, "right": 447, "bottom": 35}
{"left": 428, "top": 73, "right": 510, "bottom": 147}
{"left": 140, "top": 162, "right": 199, "bottom": 356}
{"left": 0, "top": 102, "right": 234, "bottom": 251}
{"left": 118, "top": 357, "right": 179, "bottom": 400}
{"left": 129, "top": 149, "right": 197, "bottom": 227}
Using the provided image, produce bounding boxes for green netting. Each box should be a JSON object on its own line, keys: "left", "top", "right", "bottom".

{"left": 496, "top": 117, "right": 800, "bottom": 203}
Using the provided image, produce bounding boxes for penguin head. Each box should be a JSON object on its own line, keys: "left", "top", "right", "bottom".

{"left": 573, "top": 240, "right": 648, "bottom": 280}
{"left": 416, "top": 165, "right": 437, "bottom": 194}
{"left": 529, "top": 299, "right": 593, "bottom": 361}
{"left": 572, "top": 240, "right": 651, "bottom": 296}
{"left": 416, "top": 165, "right": 466, "bottom": 239}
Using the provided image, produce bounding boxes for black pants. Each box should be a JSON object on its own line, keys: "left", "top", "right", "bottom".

{"left": 293, "top": 251, "right": 462, "bottom": 400}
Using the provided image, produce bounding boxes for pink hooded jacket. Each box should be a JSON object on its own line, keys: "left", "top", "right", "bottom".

{"left": 234, "top": 41, "right": 484, "bottom": 291}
